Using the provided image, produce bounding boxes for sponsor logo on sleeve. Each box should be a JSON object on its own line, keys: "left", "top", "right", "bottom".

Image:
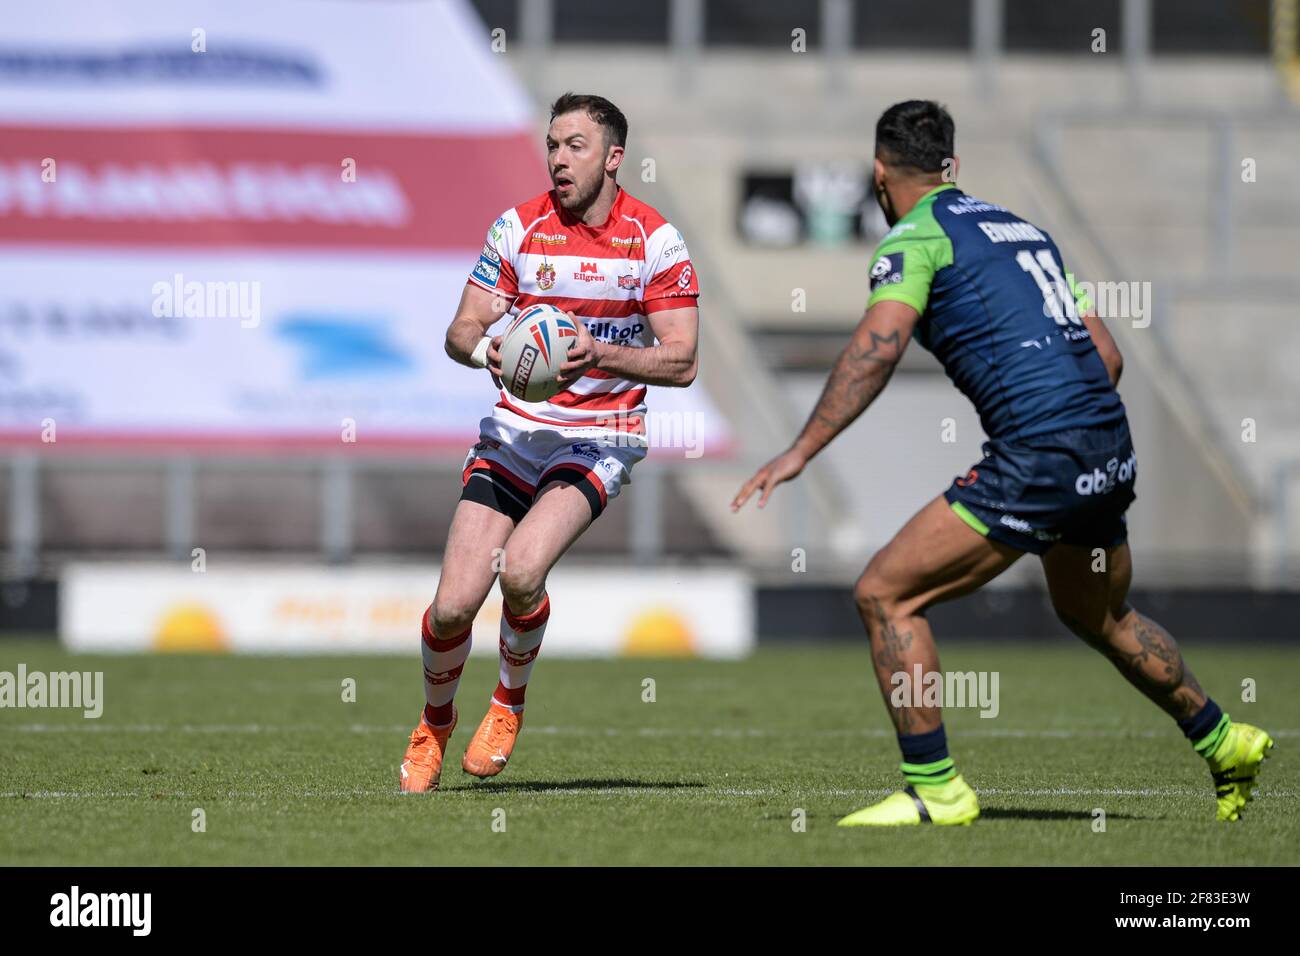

{"left": 869, "top": 252, "right": 904, "bottom": 290}
{"left": 481, "top": 243, "right": 501, "bottom": 264}
{"left": 472, "top": 255, "right": 501, "bottom": 287}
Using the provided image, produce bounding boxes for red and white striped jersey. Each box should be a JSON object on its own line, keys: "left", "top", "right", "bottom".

{"left": 466, "top": 187, "right": 700, "bottom": 430}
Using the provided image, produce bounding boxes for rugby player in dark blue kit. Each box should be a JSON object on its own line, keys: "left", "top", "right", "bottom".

{"left": 732, "top": 100, "right": 1273, "bottom": 826}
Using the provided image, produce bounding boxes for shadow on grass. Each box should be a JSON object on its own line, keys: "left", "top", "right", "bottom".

{"left": 454, "top": 778, "right": 706, "bottom": 794}
{"left": 767, "top": 807, "right": 1149, "bottom": 823}
{"left": 979, "top": 807, "right": 1146, "bottom": 822}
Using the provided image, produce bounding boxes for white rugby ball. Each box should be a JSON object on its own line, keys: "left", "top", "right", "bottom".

{"left": 498, "top": 304, "right": 580, "bottom": 403}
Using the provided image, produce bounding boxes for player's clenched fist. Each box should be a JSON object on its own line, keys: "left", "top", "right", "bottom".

{"left": 731, "top": 447, "right": 808, "bottom": 512}
{"left": 486, "top": 335, "right": 504, "bottom": 377}
{"left": 556, "top": 313, "right": 599, "bottom": 385}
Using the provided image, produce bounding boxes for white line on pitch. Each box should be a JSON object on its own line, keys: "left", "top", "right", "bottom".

{"left": 1, "top": 786, "right": 1292, "bottom": 800}
{"left": 5, "top": 723, "right": 1298, "bottom": 741}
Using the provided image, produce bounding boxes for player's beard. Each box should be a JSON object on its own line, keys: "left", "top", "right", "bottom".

{"left": 555, "top": 167, "right": 603, "bottom": 215}
{"left": 875, "top": 179, "right": 899, "bottom": 228}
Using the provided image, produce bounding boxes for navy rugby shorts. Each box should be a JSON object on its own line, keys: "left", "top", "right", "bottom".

{"left": 943, "top": 421, "right": 1137, "bottom": 556}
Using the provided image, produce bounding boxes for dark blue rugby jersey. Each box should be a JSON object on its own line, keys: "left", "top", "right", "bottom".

{"left": 866, "top": 184, "right": 1125, "bottom": 442}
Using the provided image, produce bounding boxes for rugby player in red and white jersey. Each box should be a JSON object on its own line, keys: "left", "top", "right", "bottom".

{"left": 399, "top": 93, "right": 701, "bottom": 791}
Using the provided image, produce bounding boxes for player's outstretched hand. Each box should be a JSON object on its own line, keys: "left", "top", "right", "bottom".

{"left": 486, "top": 335, "right": 504, "bottom": 377}
{"left": 731, "top": 447, "right": 808, "bottom": 512}
{"left": 557, "top": 313, "right": 599, "bottom": 385}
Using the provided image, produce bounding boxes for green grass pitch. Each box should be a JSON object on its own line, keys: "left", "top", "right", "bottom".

{"left": 1, "top": 638, "right": 1296, "bottom": 865}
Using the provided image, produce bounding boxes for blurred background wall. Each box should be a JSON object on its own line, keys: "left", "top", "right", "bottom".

{"left": 1, "top": 0, "right": 1297, "bottom": 645}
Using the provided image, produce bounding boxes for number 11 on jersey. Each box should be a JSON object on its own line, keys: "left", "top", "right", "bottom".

{"left": 1016, "top": 248, "right": 1082, "bottom": 327}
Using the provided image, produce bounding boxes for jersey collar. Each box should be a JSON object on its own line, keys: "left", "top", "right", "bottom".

{"left": 918, "top": 182, "right": 959, "bottom": 205}
{"left": 555, "top": 185, "right": 625, "bottom": 237}
{"left": 894, "top": 183, "right": 958, "bottom": 227}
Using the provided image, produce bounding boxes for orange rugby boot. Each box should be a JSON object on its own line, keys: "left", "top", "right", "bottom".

{"left": 461, "top": 703, "right": 523, "bottom": 778}
{"left": 398, "top": 707, "right": 458, "bottom": 793}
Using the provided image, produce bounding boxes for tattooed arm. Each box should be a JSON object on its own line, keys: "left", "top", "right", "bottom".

{"left": 791, "top": 300, "right": 918, "bottom": 461}
{"left": 732, "top": 300, "right": 919, "bottom": 510}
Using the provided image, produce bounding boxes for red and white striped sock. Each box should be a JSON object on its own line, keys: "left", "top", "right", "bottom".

{"left": 494, "top": 594, "right": 550, "bottom": 714}
{"left": 421, "top": 607, "right": 471, "bottom": 728}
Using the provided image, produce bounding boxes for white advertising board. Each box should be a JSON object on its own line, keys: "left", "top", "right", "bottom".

{"left": 60, "top": 562, "right": 755, "bottom": 659}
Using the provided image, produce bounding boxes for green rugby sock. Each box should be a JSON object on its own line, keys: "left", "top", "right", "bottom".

{"left": 1194, "top": 714, "right": 1232, "bottom": 759}
{"left": 1179, "top": 698, "right": 1230, "bottom": 759}
{"left": 900, "top": 757, "right": 957, "bottom": 787}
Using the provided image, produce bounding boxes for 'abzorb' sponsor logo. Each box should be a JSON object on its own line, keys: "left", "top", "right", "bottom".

{"left": 1075, "top": 450, "right": 1137, "bottom": 496}
{"left": 869, "top": 252, "right": 903, "bottom": 290}
{"left": 510, "top": 345, "right": 537, "bottom": 399}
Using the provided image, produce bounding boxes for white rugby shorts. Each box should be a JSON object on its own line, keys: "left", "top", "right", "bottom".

{"left": 460, "top": 405, "right": 648, "bottom": 522}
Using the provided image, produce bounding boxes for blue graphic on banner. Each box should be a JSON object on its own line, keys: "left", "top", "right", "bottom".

{"left": 276, "top": 316, "right": 412, "bottom": 379}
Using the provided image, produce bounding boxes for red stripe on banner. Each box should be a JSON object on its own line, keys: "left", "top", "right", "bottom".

{"left": 0, "top": 429, "right": 476, "bottom": 456}
{"left": 0, "top": 124, "right": 547, "bottom": 251}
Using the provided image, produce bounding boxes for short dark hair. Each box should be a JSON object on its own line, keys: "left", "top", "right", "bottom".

{"left": 875, "top": 100, "right": 954, "bottom": 175}
{"left": 549, "top": 92, "right": 628, "bottom": 149}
